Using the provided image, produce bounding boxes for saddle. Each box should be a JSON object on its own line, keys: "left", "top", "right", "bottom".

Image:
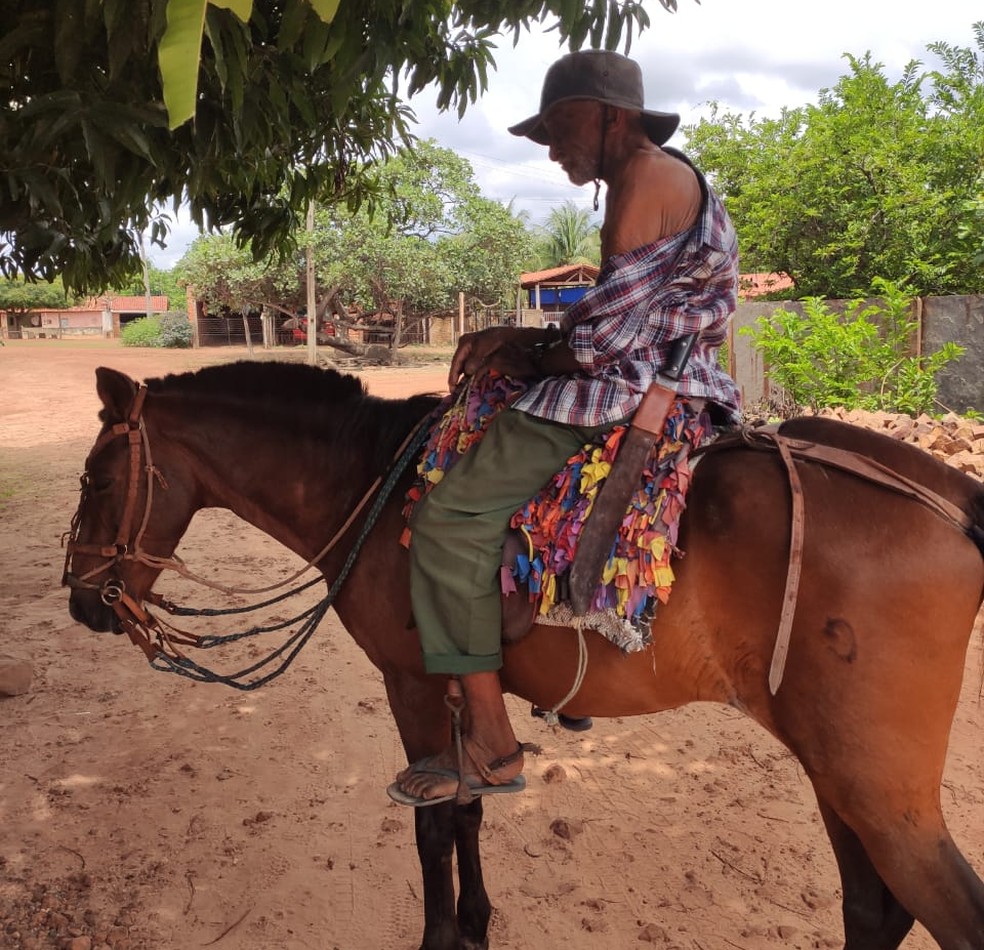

{"left": 403, "top": 374, "right": 714, "bottom": 653}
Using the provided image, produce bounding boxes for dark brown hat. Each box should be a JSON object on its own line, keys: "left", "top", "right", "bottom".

{"left": 508, "top": 50, "right": 680, "bottom": 146}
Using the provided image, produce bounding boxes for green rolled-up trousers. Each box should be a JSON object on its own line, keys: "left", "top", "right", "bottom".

{"left": 409, "top": 407, "right": 613, "bottom": 675}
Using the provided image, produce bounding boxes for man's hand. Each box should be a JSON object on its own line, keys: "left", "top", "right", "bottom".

{"left": 448, "top": 327, "right": 536, "bottom": 389}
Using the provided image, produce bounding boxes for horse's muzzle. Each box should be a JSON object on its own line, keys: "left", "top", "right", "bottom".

{"left": 68, "top": 588, "right": 122, "bottom": 633}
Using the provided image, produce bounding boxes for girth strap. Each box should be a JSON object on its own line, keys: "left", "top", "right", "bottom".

{"left": 697, "top": 426, "right": 974, "bottom": 694}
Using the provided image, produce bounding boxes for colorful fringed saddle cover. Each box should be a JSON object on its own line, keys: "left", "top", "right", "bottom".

{"left": 401, "top": 373, "right": 714, "bottom": 652}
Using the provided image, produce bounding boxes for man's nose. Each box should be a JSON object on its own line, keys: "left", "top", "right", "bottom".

{"left": 548, "top": 142, "right": 559, "bottom": 163}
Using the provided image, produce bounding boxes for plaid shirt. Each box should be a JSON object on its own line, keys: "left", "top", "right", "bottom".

{"left": 515, "top": 157, "right": 741, "bottom": 427}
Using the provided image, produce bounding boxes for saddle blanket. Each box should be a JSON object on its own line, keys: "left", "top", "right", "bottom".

{"left": 401, "top": 373, "right": 714, "bottom": 652}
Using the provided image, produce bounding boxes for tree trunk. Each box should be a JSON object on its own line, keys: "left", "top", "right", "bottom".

{"left": 318, "top": 336, "right": 394, "bottom": 364}
{"left": 241, "top": 313, "right": 254, "bottom": 356}
{"left": 391, "top": 300, "right": 404, "bottom": 349}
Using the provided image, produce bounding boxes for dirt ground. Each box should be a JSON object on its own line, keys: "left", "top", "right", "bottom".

{"left": 2, "top": 338, "right": 983, "bottom": 950}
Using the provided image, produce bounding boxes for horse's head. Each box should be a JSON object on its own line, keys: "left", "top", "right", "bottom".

{"left": 65, "top": 367, "right": 198, "bottom": 636}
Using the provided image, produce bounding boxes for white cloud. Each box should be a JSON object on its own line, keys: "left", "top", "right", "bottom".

{"left": 153, "top": 0, "right": 981, "bottom": 263}
{"left": 148, "top": 207, "right": 203, "bottom": 270}
{"left": 414, "top": 0, "right": 979, "bottom": 228}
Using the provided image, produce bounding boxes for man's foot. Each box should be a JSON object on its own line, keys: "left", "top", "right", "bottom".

{"left": 531, "top": 706, "right": 594, "bottom": 732}
{"left": 387, "top": 737, "right": 526, "bottom": 807}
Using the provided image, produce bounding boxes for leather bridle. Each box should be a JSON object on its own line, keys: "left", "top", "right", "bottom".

{"left": 61, "top": 380, "right": 432, "bottom": 669}
{"left": 62, "top": 384, "right": 170, "bottom": 656}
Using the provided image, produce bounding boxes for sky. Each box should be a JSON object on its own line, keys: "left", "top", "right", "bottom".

{"left": 150, "top": 0, "right": 980, "bottom": 268}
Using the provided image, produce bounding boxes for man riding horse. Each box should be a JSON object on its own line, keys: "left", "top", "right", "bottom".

{"left": 390, "top": 50, "right": 742, "bottom": 807}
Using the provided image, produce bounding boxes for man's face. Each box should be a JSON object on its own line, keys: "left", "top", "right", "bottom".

{"left": 541, "top": 100, "right": 604, "bottom": 186}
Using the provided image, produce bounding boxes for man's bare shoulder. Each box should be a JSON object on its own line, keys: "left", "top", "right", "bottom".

{"left": 628, "top": 148, "right": 700, "bottom": 198}
{"left": 603, "top": 149, "right": 701, "bottom": 257}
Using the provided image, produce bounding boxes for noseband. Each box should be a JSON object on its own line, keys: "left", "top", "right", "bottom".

{"left": 62, "top": 384, "right": 171, "bottom": 655}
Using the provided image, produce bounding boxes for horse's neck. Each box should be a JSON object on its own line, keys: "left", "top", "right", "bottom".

{"left": 168, "top": 405, "right": 389, "bottom": 565}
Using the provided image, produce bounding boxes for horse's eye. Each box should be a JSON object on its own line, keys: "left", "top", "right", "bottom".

{"left": 89, "top": 477, "right": 114, "bottom": 494}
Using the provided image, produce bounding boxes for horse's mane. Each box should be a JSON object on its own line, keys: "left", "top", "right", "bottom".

{"left": 145, "top": 361, "right": 442, "bottom": 469}
{"left": 146, "top": 360, "right": 367, "bottom": 403}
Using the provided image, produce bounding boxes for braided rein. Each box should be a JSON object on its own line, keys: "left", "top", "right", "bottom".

{"left": 62, "top": 383, "right": 432, "bottom": 689}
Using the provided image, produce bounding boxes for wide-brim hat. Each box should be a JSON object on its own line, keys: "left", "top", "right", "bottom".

{"left": 508, "top": 50, "right": 679, "bottom": 146}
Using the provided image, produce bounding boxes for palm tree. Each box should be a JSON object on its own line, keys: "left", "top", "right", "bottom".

{"left": 536, "top": 201, "right": 601, "bottom": 268}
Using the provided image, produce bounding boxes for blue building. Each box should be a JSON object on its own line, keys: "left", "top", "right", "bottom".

{"left": 517, "top": 263, "right": 599, "bottom": 326}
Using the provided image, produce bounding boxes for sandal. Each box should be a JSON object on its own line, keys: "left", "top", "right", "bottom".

{"left": 387, "top": 741, "right": 530, "bottom": 808}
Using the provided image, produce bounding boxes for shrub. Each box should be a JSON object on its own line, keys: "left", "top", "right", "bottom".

{"left": 120, "top": 316, "right": 161, "bottom": 347}
{"left": 741, "top": 278, "right": 964, "bottom": 416}
{"left": 157, "top": 312, "right": 193, "bottom": 348}
{"left": 120, "top": 312, "right": 193, "bottom": 348}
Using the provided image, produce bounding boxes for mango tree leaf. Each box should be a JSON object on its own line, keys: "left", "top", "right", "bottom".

{"left": 210, "top": 0, "right": 252, "bottom": 18}
{"left": 159, "top": 0, "right": 209, "bottom": 129}
{"left": 307, "top": 0, "right": 340, "bottom": 25}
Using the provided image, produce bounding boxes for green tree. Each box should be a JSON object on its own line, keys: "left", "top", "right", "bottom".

{"left": 312, "top": 141, "right": 534, "bottom": 343}
{"left": 0, "top": 276, "right": 71, "bottom": 315}
{"left": 179, "top": 141, "right": 534, "bottom": 345}
{"left": 684, "top": 25, "right": 984, "bottom": 298}
{"left": 1, "top": 0, "right": 669, "bottom": 294}
{"left": 926, "top": 25, "right": 984, "bottom": 281}
{"left": 445, "top": 197, "right": 536, "bottom": 306}
{"left": 113, "top": 264, "right": 185, "bottom": 307}
{"left": 534, "top": 201, "right": 601, "bottom": 268}
{"left": 177, "top": 233, "right": 303, "bottom": 318}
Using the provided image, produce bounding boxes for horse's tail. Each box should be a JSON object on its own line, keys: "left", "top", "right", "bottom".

{"left": 968, "top": 488, "right": 984, "bottom": 558}
{"left": 963, "top": 488, "right": 984, "bottom": 698}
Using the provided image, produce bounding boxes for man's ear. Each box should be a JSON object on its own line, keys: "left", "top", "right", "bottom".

{"left": 607, "top": 106, "right": 628, "bottom": 130}
{"left": 95, "top": 367, "right": 138, "bottom": 420}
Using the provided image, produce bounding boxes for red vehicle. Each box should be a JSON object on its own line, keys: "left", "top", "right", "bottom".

{"left": 291, "top": 317, "right": 336, "bottom": 345}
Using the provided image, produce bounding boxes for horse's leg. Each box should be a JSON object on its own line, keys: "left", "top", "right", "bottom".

{"left": 785, "top": 687, "right": 984, "bottom": 949}
{"left": 415, "top": 803, "right": 461, "bottom": 950}
{"left": 841, "top": 813, "right": 984, "bottom": 950}
{"left": 814, "top": 796, "right": 914, "bottom": 949}
{"left": 382, "top": 672, "right": 463, "bottom": 950}
{"left": 453, "top": 799, "right": 492, "bottom": 950}
{"left": 789, "top": 698, "right": 984, "bottom": 950}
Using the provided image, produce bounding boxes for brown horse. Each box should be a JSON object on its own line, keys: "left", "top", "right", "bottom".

{"left": 64, "top": 361, "right": 984, "bottom": 950}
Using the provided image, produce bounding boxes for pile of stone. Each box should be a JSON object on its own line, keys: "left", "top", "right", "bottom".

{"left": 816, "top": 407, "right": 984, "bottom": 479}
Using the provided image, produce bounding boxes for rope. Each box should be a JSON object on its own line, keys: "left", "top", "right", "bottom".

{"left": 144, "top": 418, "right": 431, "bottom": 690}
{"left": 540, "top": 622, "right": 589, "bottom": 725}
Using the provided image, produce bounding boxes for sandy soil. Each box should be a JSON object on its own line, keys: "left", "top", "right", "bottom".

{"left": 2, "top": 339, "right": 983, "bottom": 950}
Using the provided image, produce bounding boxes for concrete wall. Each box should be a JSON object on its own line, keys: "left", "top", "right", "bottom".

{"left": 922, "top": 295, "right": 984, "bottom": 413}
{"left": 730, "top": 294, "right": 984, "bottom": 414}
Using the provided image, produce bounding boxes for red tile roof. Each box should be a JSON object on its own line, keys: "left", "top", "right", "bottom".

{"left": 108, "top": 295, "right": 170, "bottom": 311}
{"left": 72, "top": 295, "right": 171, "bottom": 312}
{"left": 738, "top": 273, "right": 793, "bottom": 298}
{"left": 520, "top": 264, "right": 600, "bottom": 288}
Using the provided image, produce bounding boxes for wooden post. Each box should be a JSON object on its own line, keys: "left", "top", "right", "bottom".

{"left": 138, "top": 231, "right": 153, "bottom": 321}
{"left": 458, "top": 291, "right": 465, "bottom": 341}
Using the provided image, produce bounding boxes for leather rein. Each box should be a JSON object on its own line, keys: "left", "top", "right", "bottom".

{"left": 62, "top": 383, "right": 430, "bottom": 673}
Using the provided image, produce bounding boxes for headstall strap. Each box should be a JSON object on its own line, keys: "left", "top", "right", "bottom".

{"left": 64, "top": 386, "right": 434, "bottom": 686}
{"left": 114, "top": 385, "right": 150, "bottom": 554}
{"left": 63, "top": 384, "right": 151, "bottom": 586}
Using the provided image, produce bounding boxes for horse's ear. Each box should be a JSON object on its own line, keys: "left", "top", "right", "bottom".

{"left": 95, "top": 367, "right": 137, "bottom": 420}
